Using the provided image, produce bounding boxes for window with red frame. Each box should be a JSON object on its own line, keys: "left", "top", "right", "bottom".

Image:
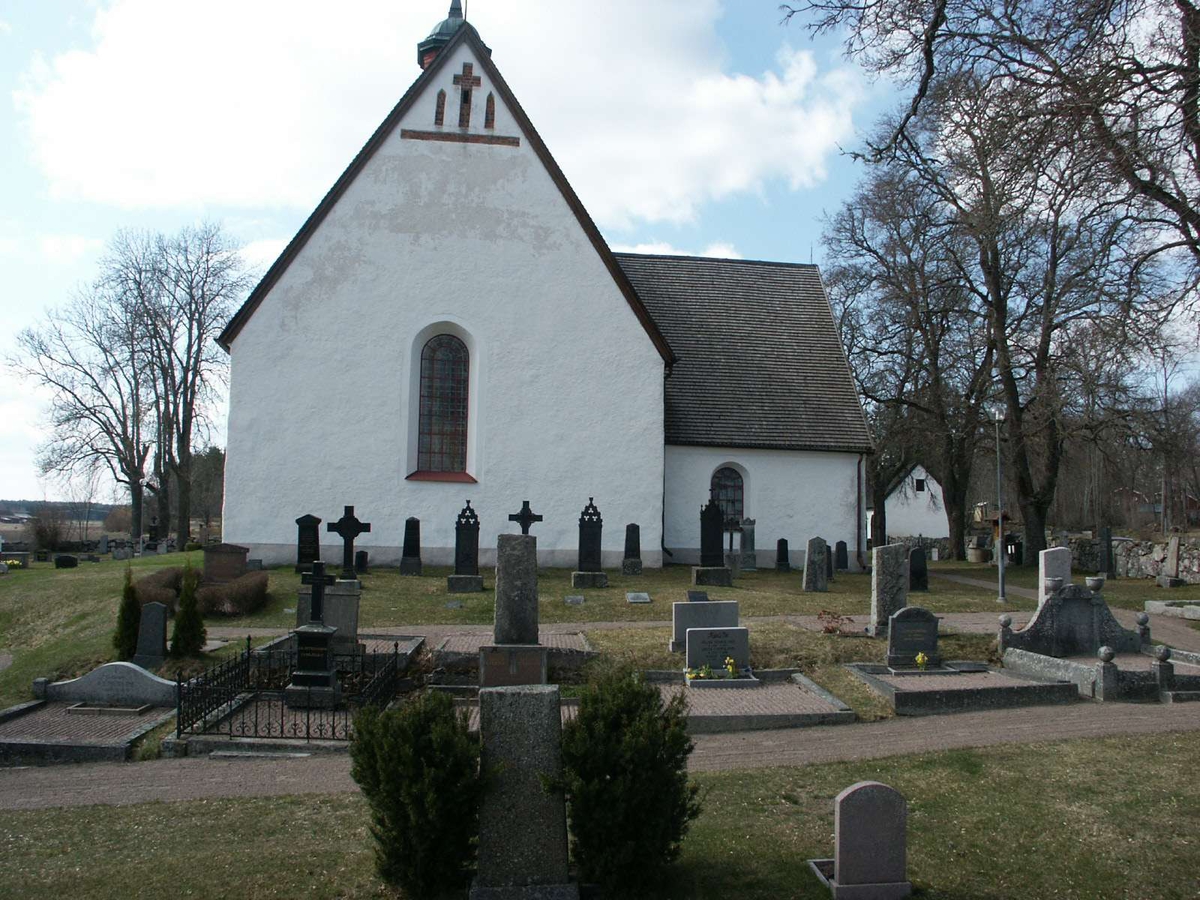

{"left": 417, "top": 334, "right": 469, "bottom": 472}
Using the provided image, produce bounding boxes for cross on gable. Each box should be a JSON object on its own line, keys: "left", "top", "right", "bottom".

{"left": 508, "top": 500, "right": 543, "bottom": 535}
{"left": 301, "top": 560, "right": 336, "bottom": 623}
{"left": 453, "top": 62, "right": 482, "bottom": 91}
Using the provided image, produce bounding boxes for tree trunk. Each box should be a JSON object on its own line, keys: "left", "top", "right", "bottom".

{"left": 1020, "top": 499, "right": 1049, "bottom": 563}
{"left": 129, "top": 480, "right": 144, "bottom": 542}
{"left": 871, "top": 481, "right": 890, "bottom": 548}
{"left": 943, "top": 487, "right": 970, "bottom": 560}
{"left": 174, "top": 445, "right": 192, "bottom": 545}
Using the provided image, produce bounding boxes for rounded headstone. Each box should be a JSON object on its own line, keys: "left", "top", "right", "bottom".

{"left": 1098, "top": 646, "right": 1116, "bottom": 663}
{"left": 1155, "top": 645, "right": 1172, "bottom": 662}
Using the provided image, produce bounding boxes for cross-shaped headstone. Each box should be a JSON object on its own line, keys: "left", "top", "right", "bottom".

{"left": 508, "top": 500, "right": 543, "bottom": 535}
{"left": 301, "top": 561, "right": 337, "bottom": 623}
{"left": 327, "top": 506, "right": 371, "bottom": 580}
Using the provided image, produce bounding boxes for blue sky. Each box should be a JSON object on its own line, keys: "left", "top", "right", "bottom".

{"left": 0, "top": 1, "right": 897, "bottom": 501}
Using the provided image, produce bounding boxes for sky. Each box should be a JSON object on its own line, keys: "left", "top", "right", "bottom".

{"left": 0, "top": 0, "right": 898, "bottom": 503}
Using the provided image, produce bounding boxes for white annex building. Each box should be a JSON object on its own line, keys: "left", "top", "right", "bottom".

{"left": 219, "top": 5, "right": 874, "bottom": 569}
{"left": 868, "top": 464, "right": 950, "bottom": 540}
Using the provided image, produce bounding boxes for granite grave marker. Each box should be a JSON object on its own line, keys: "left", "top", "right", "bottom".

{"left": 449, "top": 500, "right": 484, "bottom": 593}
{"left": 400, "top": 517, "right": 422, "bottom": 576}
{"left": 294, "top": 513, "right": 321, "bottom": 573}
{"left": 622, "top": 523, "right": 643, "bottom": 576}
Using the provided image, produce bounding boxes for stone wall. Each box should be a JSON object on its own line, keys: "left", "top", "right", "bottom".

{"left": 1058, "top": 535, "right": 1200, "bottom": 585}
{"left": 885, "top": 534, "right": 954, "bottom": 562}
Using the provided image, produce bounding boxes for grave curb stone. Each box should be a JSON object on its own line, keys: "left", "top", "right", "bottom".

{"left": 448, "top": 574, "right": 485, "bottom": 593}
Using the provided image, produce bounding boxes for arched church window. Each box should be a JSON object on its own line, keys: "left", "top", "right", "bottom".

{"left": 711, "top": 467, "right": 744, "bottom": 528}
{"left": 418, "top": 334, "right": 469, "bottom": 472}
{"left": 435, "top": 89, "right": 447, "bottom": 126}
{"left": 484, "top": 92, "right": 496, "bottom": 129}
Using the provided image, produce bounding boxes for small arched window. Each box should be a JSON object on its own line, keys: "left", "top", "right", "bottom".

{"left": 435, "top": 89, "right": 446, "bottom": 126}
{"left": 711, "top": 467, "right": 744, "bottom": 528}
{"left": 418, "top": 335, "right": 469, "bottom": 472}
{"left": 484, "top": 92, "right": 496, "bottom": 129}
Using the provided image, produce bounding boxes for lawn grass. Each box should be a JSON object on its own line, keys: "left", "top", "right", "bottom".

{"left": 2, "top": 732, "right": 1196, "bottom": 900}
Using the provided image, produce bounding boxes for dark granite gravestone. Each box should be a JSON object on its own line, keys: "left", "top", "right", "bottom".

{"left": 886, "top": 607, "right": 940, "bottom": 669}
{"left": 54, "top": 555, "right": 78, "bottom": 569}
{"left": 98, "top": 534, "right": 110, "bottom": 555}
{"left": 400, "top": 517, "right": 422, "bottom": 576}
{"left": 803, "top": 538, "right": 828, "bottom": 592}
{"left": 449, "top": 501, "right": 484, "bottom": 593}
{"left": 35, "top": 549, "right": 48, "bottom": 562}
{"left": 700, "top": 499, "right": 724, "bottom": 568}
{"left": 686, "top": 590, "right": 710, "bottom": 603}
{"left": 131, "top": 601, "right": 168, "bottom": 669}
{"left": 622, "top": 523, "right": 643, "bottom": 576}
{"left": 294, "top": 513, "right": 321, "bottom": 573}
{"left": 327, "top": 506, "right": 371, "bottom": 581}
{"left": 147, "top": 519, "right": 159, "bottom": 542}
{"left": 740, "top": 518, "right": 757, "bottom": 572}
{"left": 508, "top": 500, "right": 543, "bottom": 535}
{"left": 572, "top": 498, "right": 608, "bottom": 589}
{"left": 355, "top": 550, "right": 369, "bottom": 574}
{"left": 835, "top": 540, "right": 849, "bottom": 571}
{"left": 1098, "top": 525, "right": 1115, "bottom": 578}
{"left": 909, "top": 547, "right": 928, "bottom": 591}
{"left": 825, "top": 538, "right": 834, "bottom": 582}
{"left": 286, "top": 561, "right": 340, "bottom": 709}
{"left": 776, "top": 538, "right": 791, "bottom": 572}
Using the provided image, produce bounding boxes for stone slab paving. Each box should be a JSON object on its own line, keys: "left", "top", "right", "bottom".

{"left": 4, "top": 702, "right": 1199, "bottom": 811}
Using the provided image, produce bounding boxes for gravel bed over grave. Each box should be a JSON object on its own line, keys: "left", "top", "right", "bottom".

{"left": 659, "top": 678, "right": 854, "bottom": 733}
{"left": 0, "top": 700, "right": 175, "bottom": 763}
{"left": 437, "top": 632, "right": 589, "bottom": 654}
{"left": 847, "top": 663, "right": 1079, "bottom": 717}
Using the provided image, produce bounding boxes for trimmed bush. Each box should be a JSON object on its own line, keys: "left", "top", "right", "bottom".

{"left": 184, "top": 542, "right": 202, "bottom": 551}
{"left": 113, "top": 565, "right": 139, "bottom": 661}
{"left": 558, "top": 664, "right": 702, "bottom": 895}
{"left": 196, "top": 571, "right": 269, "bottom": 617}
{"left": 169, "top": 562, "right": 206, "bottom": 657}
{"left": 133, "top": 567, "right": 182, "bottom": 615}
{"left": 351, "top": 692, "right": 483, "bottom": 896}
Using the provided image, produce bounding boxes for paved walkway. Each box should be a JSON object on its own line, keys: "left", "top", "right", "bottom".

{"left": 3, "top": 701, "right": 1198, "bottom": 811}
{"left": 931, "top": 571, "right": 1037, "bottom": 601}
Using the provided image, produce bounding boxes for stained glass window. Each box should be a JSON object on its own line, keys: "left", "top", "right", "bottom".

{"left": 417, "top": 335, "right": 469, "bottom": 472}
{"left": 711, "top": 467, "right": 744, "bottom": 528}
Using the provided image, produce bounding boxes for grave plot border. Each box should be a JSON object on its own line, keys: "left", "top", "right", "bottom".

{"left": 845, "top": 662, "right": 1080, "bottom": 716}
{"left": 0, "top": 699, "right": 176, "bottom": 765}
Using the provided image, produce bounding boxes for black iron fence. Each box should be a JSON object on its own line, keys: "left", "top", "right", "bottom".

{"left": 177, "top": 639, "right": 402, "bottom": 741}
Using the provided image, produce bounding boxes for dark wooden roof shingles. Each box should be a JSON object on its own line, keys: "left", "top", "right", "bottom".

{"left": 615, "top": 253, "right": 873, "bottom": 455}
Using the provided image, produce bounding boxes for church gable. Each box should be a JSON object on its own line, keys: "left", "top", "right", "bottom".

{"left": 218, "top": 23, "right": 672, "bottom": 365}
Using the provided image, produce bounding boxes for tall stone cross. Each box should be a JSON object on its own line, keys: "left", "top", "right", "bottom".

{"left": 453, "top": 62, "right": 482, "bottom": 127}
{"left": 508, "top": 500, "right": 543, "bottom": 535}
{"left": 327, "top": 506, "right": 371, "bottom": 581}
{"left": 301, "top": 561, "right": 337, "bottom": 623}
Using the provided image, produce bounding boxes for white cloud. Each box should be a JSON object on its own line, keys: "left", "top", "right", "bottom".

{"left": 0, "top": 20, "right": 12, "bottom": 37}
{"left": 38, "top": 234, "right": 103, "bottom": 264}
{"left": 610, "top": 241, "right": 742, "bottom": 259}
{"left": 13, "top": 0, "right": 861, "bottom": 230}
{"left": 0, "top": 237, "right": 17, "bottom": 256}
{"left": 238, "top": 238, "right": 288, "bottom": 273}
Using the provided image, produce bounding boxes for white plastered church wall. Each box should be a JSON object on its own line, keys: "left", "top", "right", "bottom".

{"left": 662, "top": 445, "right": 865, "bottom": 571}
{"left": 879, "top": 464, "right": 949, "bottom": 539}
{"left": 223, "top": 41, "right": 665, "bottom": 568}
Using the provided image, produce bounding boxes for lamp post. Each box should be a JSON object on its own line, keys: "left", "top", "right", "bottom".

{"left": 994, "top": 407, "right": 1007, "bottom": 604}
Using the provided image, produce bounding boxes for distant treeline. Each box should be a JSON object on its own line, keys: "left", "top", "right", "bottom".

{"left": 0, "top": 501, "right": 116, "bottom": 523}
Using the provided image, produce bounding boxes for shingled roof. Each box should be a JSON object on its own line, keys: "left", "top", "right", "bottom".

{"left": 615, "top": 253, "right": 874, "bottom": 454}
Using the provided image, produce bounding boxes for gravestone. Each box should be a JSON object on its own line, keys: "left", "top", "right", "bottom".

{"left": 399, "top": 517, "right": 422, "bottom": 576}
{"left": 1159, "top": 535, "right": 1185, "bottom": 587}
{"left": 198, "top": 524, "right": 211, "bottom": 545}
{"left": 35, "top": 549, "right": 48, "bottom": 562}
{"left": 471, "top": 685, "right": 576, "bottom": 900}
{"left": 835, "top": 540, "right": 848, "bottom": 571}
{"left": 825, "top": 537, "right": 834, "bottom": 582}
{"left": 886, "top": 607, "right": 940, "bottom": 669}
{"left": 113, "top": 547, "right": 132, "bottom": 561}
{"left": 831, "top": 782, "right": 910, "bottom": 899}
{"left": 493, "top": 533, "right": 539, "bottom": 645}
{"left": 740, "top": 518, "right": 757, "bottom": 572}
{"left": 98, "top": 534, "right": 110, "bottom": 554}
{"left": 564, "top": 595, "right": 585, "bottom": 606}
{"left": 776, "top": 538, "right": 791, "bottom": 572}
{"left": 298, "top": 579, "right": 362, "bottom": 652}
{"left": 686, "top": 590, "right": 709, "bottom": 603}
{"left": 327, "top": 506, "right": 371, "bottom": 582}
{"left": 147, "top": 519, "right": 159, "bottom": 542}
{"left": 0, "top": 563, "right": 7, "bottom": 575}
{"left": 449, "top": 500, "right": 484, "bottom": 593}
{"left": 693, "top": 499, "right": 733, "bottom": 586}
{"left": 131, "top": 601, "right": 168, "bottom": 669}
{"left": 1098, "top": 525, "right": 1115, "bottom": 578}
{"left": 286, "top": 561, "right": 340, "bottom": 709}
{"left": 572, "top": 498, "right": 608, "bottom": 589}
{"left": 1038, "top": 547, "right": 1072, "bottom": 607}
{"left": 54, "top": 555, "right": 78, "bottom": 569}
{"left": 354, "top": 550, "right": 369, "bottom": 574}
{"left": 294, "top": 513, "right": 322, "bottom": 573}
{"left": 1000, "top": 582, "right": 1142, "bottom": 656}
{"left": 670, "top": 599, "right": 739, "bottom": 652}
{"left": 868, "top": 544, "right": 909, "bottom": 637}
{"left": 803, "top": 537, "right": 828, "bottom": 592}
{"left": 622, "top": 523, "right": 642, "bottom": 576}
{"left": 203, "top": 543, "right": 249, "bottom": 584}
{"left": 909, "top": 547, "right": 928, "bottom": 591}
{"left": 685, "top": 626, "right": 750, "bottom": 671}
{"left": 141, "top": 541, "right": 158, "bottom": 557}
{"left": 626, "top": 592, "right": 650, "bottom": 604}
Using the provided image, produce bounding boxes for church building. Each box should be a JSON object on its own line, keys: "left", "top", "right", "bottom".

{"left": 218, "top": 4, "right": 873, "bottom": 570}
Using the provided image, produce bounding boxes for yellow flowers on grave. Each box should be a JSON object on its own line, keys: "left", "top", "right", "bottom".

{"left": 916, "top": 651, "right": 929, "bottom": 671}
{"left": 724, "top": 655, "right": 736, "bottom": 677}
{"left": 1, "top": 559, "right": 21, "bottom": 570}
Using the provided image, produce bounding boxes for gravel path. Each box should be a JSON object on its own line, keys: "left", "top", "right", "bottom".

{"left": 3, "top": 701, "right": 1197, "bottom": 811}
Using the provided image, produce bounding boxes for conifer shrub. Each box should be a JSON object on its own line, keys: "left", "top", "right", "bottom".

{"left": 112, "top": 565, "right": 140, "bottom": 661}
{"left": 169, "top": 562, "right": 206, "bottom": 657}
{"left": 351, "top": 691, "right": 483, "bottom": 896}
{"left": 558, "top": 664, "right": 702, "bottom": 895}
